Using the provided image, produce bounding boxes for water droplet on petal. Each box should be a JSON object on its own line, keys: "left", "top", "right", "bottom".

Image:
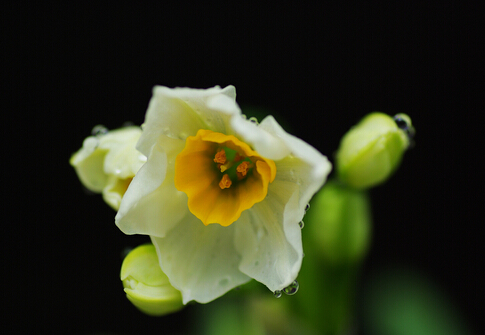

{"left": 92, "top": 125, "right": 108, "bottom": 136}
{"left": 273, "top": 290, "right": 282, "bottom": 298}
{"left": 305, "top": 203, "right": 311, "bottom": 213}
{"left": 282, "top": 280, "right": 299, "bottom": 295}
{"left": 299, "top": 220, "right": 305, "bottom": 229}
{"left": 248, "top": 116, "right": 259, "bottom": 124}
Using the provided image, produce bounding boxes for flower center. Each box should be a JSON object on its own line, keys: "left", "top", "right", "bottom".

{"left": 213, "top": 146, "right": 255, "bottom": 189}
{"left": 174, "top": 129, "right": 276, "bottom": 227}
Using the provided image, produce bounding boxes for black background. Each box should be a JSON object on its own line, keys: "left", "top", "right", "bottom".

{"left": 3, "top": 2, "right": 482, "bottom": 334}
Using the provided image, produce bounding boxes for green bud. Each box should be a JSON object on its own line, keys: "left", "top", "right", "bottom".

{"left": 120, "top": 244, "right": 184, "bottom": 316}
{"left": 305, "top": 180, "right": 371, "bottom": 264}
{"left": 336, "top": 112, "right": 413, "bottom": 189}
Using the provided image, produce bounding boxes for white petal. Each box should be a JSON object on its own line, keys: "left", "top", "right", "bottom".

{"left": 237, "top": 115, "right": 331, "bottom": 206}
{"left": 151, "top": 214, "right": 251, "bottom": 304}
{"left": 234, "top": 179, "right": 303, "bottom": 291}
{"left": 70, "top": 137, "right": 108, "bottom": 192}
{"left": 102, "top": 175, "right": 131, "bottom": 210}
{"left": 100, "top": 126, "right": 145, "bottom": 179}
{"left": 258, "top": 116, "right": 332, "bottom": 185}
{"left": 116, "top": 136, "right": 188, "bottom": 237}
{"left": 137, "top": 85, "right": 240, "bottom": 156}
{"left": 230, "top": 114, "right": 291, "bottom": 160}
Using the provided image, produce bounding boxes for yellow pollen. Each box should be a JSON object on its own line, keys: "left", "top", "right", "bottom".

{"left": 236, "top": 161, "right": 250, "bottom": 179}
{"left": 219, "top": 174, "right": 232, "bottom": 189}
{"left": 213, "top": 149, "right": 227, "bottom": 164}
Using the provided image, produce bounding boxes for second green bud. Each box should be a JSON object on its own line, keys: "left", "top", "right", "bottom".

{"left": 336, "top": 112, "right": 413, "bottom": 189}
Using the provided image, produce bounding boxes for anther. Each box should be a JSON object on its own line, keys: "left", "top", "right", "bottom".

{"left": 214, "top": 149, "right": 227, "bottom": 164}
{"left": 236, "top": 161, "right": 250, "bottom": 179}
{"left": 219, "top": 174, "right": 232, "bottom": 189}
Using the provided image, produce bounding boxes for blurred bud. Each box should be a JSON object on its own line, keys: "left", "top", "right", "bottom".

{"left": 120, "top": 244, "right": 184, "bottom": 316}
{"left": 70, "top": 126, "right": 146, "bottom": 210}
{"left": 335, "top": 112, "right": 414, "bottom": 189}
{"left": 305, "top": 180, "right": 371, "bottom": 264}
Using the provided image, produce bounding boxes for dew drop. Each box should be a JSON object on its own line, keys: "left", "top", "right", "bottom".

{"left": 92, "top": 125, "right": 108, "bottom": 136}
{"left": 393, "top": 113, "right": 416, "bottom": 143}
{"left": 273, "top": 290, "right": 282, "bottom": 298}
{"left": 304, "top": 203, "right": 311, "bottom": 213}
{"left": 248, "top": 116, "right": 259, "bottom": 124}
{"left": 393, "top": 114, "right": 409, "bottom": 130}
{"left": 299, "top": 220, "right": 305, "bottom": 229}
{"left": 282, "top": 280, "right": 299, "bottom": 295}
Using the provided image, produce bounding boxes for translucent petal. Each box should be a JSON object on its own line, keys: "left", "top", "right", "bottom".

{"left": 70, "top": 127, "right": 143, "bottom": 193}
{"left": 230, "top": 115, "right": 290, "bottom": 160}
{"left": 151, "top": 214, "right": 251, "bottom": 304}
{"left": 70, "top": 137, "right": 108, "bottom": 192}
{"left": 137, "top": 86, "right": 240, "bottom": 156}
{"left": 231, "top": 115, "right": 331, "bottom": 205}
{"left": 116, "top": 137, "right": 188, "bottom": 237}
{"left": 102, "top": 175, "right": 132, "bottom": 210}
{"left": 100, "top": 127, "right": 145, "bottom": 179}
{"left": 258, "top": 116, "right": 331, "bottom": 208}
{"left": 234, "top": 179, "right": 303, "bottom": 291}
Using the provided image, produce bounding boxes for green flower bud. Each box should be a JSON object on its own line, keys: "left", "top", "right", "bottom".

{"left": 305, "top": 180, "right": 371, "bottom": 264}
{"left": 120, "top": 244, "right": 184, "bottom": 316}
{"left": 335, "top": 112, "right": 414, "bottom": 189}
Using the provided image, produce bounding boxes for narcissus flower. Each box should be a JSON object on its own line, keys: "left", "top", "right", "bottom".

{"left": 115, "top": 86, "right": 332, "bottom": 304}
{"left": 70, "top": 126, "right": 146, "bottom": 210}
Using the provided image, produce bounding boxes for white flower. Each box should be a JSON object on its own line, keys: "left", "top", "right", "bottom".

{"left": 115, "top": 86, "right": 332, "bottom": 304}
{"left": 70, "top": 126, "right": 146, "bottom": 210}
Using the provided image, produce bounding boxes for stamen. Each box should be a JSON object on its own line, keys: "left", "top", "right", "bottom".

{"left": 219, "top": 174, "right": 232, "bottom": 189}
{"left": 214, "top": 149, "right": 227, "bottom": 164}
{"left": 236, "top": 161, "right": 250, "bottom": 179}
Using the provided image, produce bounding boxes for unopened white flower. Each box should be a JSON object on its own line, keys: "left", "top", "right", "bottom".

{"left": 70, "top": 126, "right": 146, "bottom": 210}
{"left": 115, "top": 86, "right": 332, "bottom": 304}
